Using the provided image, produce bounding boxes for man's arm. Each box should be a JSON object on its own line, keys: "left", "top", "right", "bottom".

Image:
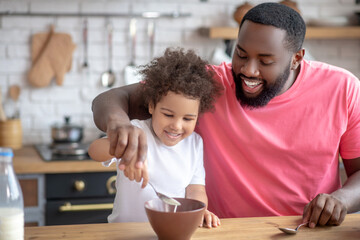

{"left": 91, "top": 83, "right": 150, "bottom": 166}
{"left": 303, "top": 157, "right": 360, "bottom": 228}
{"left": 336, "top": 157, "right": 360, "bottom": 212}
{"left": 92, "top": 83, "right": 148, "bottom": 131}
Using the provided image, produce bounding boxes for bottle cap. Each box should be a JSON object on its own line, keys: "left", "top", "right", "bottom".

{"left": 0, "top": 147, "right": 14, "bottom": 157}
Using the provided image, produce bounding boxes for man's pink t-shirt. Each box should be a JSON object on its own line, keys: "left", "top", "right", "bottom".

{"left": 196, "top": 60, "right": 360, "bottom": 218}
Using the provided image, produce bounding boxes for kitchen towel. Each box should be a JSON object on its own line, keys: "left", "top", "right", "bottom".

{"left": 28, "top": 26, "right": 76, "bottom": 87}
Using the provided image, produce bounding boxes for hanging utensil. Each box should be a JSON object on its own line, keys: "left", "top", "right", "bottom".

{"left": 100, "top": 21, "right": 116, "bottom": 87}
{"left": 81, "top": 18, "right": 89, "bottom": 70}
{"left": 7, "top": 85, "right": 20, "bottom": 119}
{"left": 147, "top": 20, "right": 155, "bottom": 60}
{"left": 9, "top": 85, "right": 20, "bottom": 102}
{"left": 124, "top": 18, "right": 141, "bottom": 85}
{"left": 0, "top": 88, "right": 7, "bottom": 122}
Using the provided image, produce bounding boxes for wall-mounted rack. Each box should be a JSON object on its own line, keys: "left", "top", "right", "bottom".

{"left": 0, "top": 11, "right": 191, "bottom": 19}
{"left": 199, "top": 26, "right": 360, "bottom": 40}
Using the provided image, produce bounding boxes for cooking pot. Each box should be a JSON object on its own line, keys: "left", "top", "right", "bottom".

{"left": 51, "top": 116, "right": 83, "bottom": 143}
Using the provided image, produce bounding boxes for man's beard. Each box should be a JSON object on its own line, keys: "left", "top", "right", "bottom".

{"left": 233, "top": 64, "right": 291, "bottom": 109}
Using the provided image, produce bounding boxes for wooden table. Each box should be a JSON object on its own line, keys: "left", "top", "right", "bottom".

{"left": 25, "top": 214, "right": 360, "bottom": 240}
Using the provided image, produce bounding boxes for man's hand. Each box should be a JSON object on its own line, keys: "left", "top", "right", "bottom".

{"left": 106, "top": 121, "right": 148, "bottom": 170}
{"left": 302, "top": 193, "right": 347, "bottom": 228}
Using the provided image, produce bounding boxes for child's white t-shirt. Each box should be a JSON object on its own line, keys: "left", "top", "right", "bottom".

{"left": 107, "top": 118, "right": 205, "bottom": 222}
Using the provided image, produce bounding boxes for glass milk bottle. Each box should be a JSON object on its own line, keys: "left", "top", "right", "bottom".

{"left": 0, "top": 147, "right": 24, "bottom": 240}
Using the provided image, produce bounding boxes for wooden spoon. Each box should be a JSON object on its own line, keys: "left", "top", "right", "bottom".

{"left": 0, "top": 88, "right": 7, "bottom": 121}
{"left": 9, "top": 85, "right": 20, "bottom": 101}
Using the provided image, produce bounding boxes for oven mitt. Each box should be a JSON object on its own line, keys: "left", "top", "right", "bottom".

{"left": 31, "top": 30, "right": 73, "bottom": 73}
{"left": 28, "top": 26, "right": 76, "bottom": 87}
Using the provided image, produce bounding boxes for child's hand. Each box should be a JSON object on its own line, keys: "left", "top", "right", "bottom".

{"left": 201, "top": 210, "right": 221, "bottom": 228}
{"left": 122, "top": 157, "right": 149, "bottom": 188}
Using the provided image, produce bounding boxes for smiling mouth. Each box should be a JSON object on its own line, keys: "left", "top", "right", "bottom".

{"left": 165, "top": 131, "right": 182, "bottom": 139}
{"left": 241, "top": 77, "right": 263, "bottom": 95}
{"left": 244, "top": 79, "right": 262, "bottom": 87}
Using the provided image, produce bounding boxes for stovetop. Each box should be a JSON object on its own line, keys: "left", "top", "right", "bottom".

{"left": 35, "top": 143, "right": 91, "bottom": 161}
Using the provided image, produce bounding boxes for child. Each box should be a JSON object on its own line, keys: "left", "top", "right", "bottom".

{"left": 88, "top": 47, "right": 222, "bottom": 228}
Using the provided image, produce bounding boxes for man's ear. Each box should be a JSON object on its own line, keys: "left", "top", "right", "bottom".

{"left": 148, "top": 101, "right": 154, "bottom": 115}
{"left": 291, "top": 48, "right": 305, "bottom": 70}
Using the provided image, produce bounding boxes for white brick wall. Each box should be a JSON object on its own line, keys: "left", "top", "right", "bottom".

{"left": 0, "top": 0, "right": 359, "bottom": 145}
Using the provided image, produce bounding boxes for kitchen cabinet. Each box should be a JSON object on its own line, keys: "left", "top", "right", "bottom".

{"left": 14, "top": 146, "right": 117, "bottom": 226}
{"left": 199, "top": 26, "right": 360, "bottom": 40}
{"left": 45, "top": 172, "right": 115, "bottom": 226}
{"left": 18, "top": 174, "right": 45, "bottom": 226}
{"left": 17, "top": 172, "right": 116, "bottom": 226}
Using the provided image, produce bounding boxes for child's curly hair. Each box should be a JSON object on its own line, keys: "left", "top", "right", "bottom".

{"left": 139, "top": 47, "right": 223, "bottom": 114}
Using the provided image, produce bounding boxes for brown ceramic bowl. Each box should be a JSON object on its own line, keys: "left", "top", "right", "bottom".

{"left": 145, "top": 198, "right": 206, "bottom": 240}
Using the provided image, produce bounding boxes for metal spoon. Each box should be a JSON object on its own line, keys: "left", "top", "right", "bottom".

{"left": 101, "top": 21, "right": 116, "bottom": 87}
{"left": 81, "top": 18, "right": 89, "bottom": 70}
{"left": 279, "top": 222, "right": 308, "bottom": 234}
{"left": 147, "top": 20, "right": 155, "bottom": 60}
{"left": 148, "top": 182, "right": 181, "bottom": 206}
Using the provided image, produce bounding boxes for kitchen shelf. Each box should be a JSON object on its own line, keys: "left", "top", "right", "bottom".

{"left": 0, "top": 11, "right": 191, "bottom": 19}
{"left": 199, "top": 26, "right": 360, "bottom": 40}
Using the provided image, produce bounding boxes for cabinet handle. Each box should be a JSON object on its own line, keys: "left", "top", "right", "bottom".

{"left": 74, "top": 180, "right": 85, "bottom": 192}
{"left": 59, "top": 202, "right": 113, "bottom": 212}
{"left": 106, "top": 175, "right": 117, "bottom": 194}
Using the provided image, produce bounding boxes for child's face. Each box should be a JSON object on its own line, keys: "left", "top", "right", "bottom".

{"left": 149, "top": 91, "right": 200, "bottom": 147}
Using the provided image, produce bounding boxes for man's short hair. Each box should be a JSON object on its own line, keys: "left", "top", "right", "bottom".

{"left": 240, "top": 2, "right": 306, "bottom": 52}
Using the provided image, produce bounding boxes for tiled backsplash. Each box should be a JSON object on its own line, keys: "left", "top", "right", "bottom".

{"left": 0, "top": 0, "right": 359, "bottom": 145}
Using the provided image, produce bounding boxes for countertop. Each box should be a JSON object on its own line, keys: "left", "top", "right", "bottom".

{"left": 25, "top": 214, "right": 360, "bottom": 240}
{"left": 14, "top": 146, "right": 116, "bottom": 174}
